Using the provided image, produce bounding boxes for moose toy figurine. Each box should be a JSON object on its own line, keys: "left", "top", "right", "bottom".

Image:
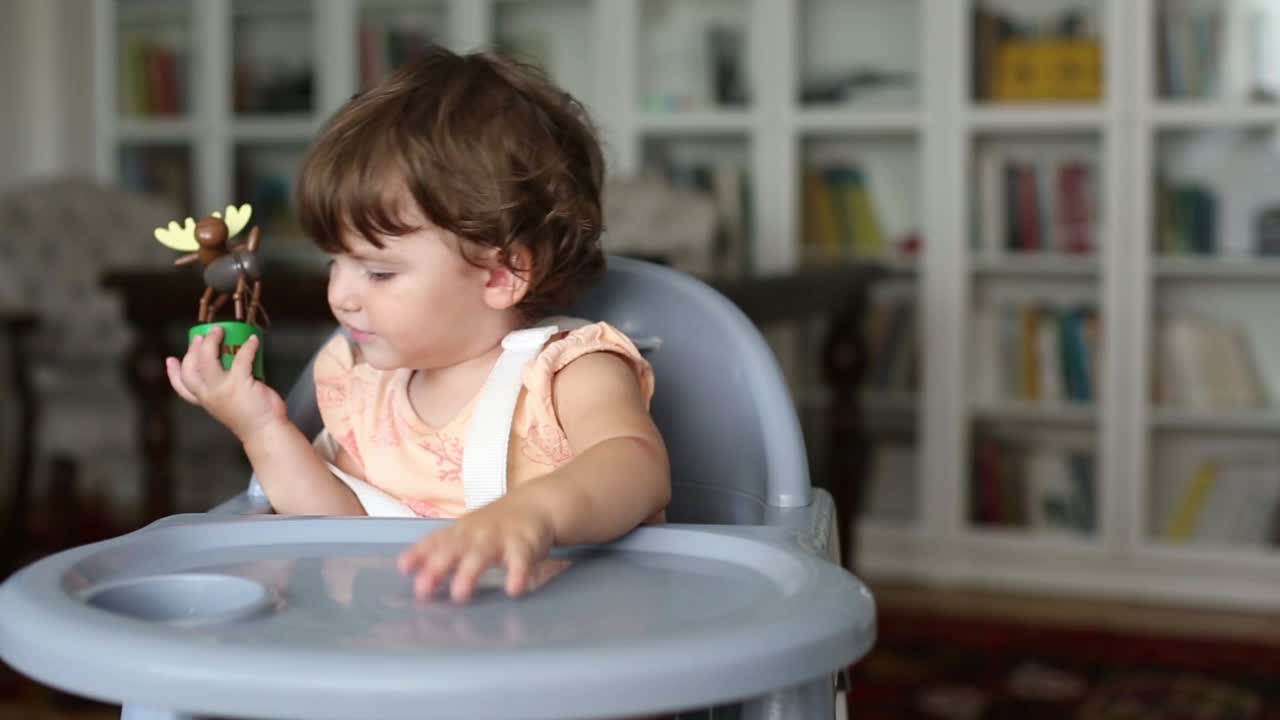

{"left": 153, "top": 203, "right": 269, "bottom": 379}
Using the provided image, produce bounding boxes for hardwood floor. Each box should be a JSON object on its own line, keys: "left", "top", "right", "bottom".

{"left": 869, "top": 579, "right": 1280, "bottom": 646}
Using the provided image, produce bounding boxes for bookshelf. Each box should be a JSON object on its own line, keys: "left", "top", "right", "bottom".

{"left": 1133, "top": 0, "right": 1280, "bottom": 591}
{"left": 90, "top": 0, "right": 1280, "bottom": 609}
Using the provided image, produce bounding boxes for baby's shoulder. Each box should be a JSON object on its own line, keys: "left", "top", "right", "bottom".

{"left": 524, "top": 320, "right": 655, "bottom": 403}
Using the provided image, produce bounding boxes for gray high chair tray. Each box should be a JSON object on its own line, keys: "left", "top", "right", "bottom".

{"left": 1, "top": 513, "right": 874, "bottom": 719}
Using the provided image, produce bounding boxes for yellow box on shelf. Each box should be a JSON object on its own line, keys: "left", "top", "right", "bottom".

{"left": 992, "top": 40, "right": 1102, "bottom": 102}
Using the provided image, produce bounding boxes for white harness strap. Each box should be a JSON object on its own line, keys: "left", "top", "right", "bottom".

{"left": 461, "top": 324, "right": 560, "bottom": 510}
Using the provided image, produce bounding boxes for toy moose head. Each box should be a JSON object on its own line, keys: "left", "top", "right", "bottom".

{"left": 153, "top": 204, "right": 268, "bottom": 328}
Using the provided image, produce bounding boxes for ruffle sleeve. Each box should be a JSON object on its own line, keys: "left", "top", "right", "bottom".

{"left": 312, "top": 333, "right": 367, "bottom": 470}
{"left": 518, "top": 321, "right": 655, "bottom": 457}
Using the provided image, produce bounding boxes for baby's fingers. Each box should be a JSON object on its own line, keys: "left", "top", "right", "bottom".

{"left": 179, "top": 336, "right": 208, "bottom": 395}
{"left": 450, "top": 549, "right": 500, "bottom": 603}
{"left": 410, "top": 540, "right": 463, "bottom": 600}
{"left": 397, "top": 535, "right": 435, "bottom": 575}
{"left": 503, "top": 544, "right": 533, "bottom": 597}
{"left": 193, "top": 327, "right": 227, "bottom": 384}
{"left": 229, "top": 335, "right": 260, "bottom": 381}
{"left": 165, "top": 357, "right": 200, "bottom": 404}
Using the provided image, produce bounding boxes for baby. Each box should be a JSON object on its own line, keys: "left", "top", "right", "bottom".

{"left": 166, "top": 47, "right": 671, "bottom": 604}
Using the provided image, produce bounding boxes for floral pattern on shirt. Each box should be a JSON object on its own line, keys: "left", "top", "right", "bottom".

{"left": 316, "top": 376, "right": 349, "bottom": 410}
{"left": 418, "top": 432, "right": 464, "bottom": 484}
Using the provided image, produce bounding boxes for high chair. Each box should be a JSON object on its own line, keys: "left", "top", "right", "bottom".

{"left": 0, "top": 256, "right": 876, "bottom": 719}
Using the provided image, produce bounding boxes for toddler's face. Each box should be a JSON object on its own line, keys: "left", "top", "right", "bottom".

{"left": 325, "top": 204, "right": 503, "bottom": 372}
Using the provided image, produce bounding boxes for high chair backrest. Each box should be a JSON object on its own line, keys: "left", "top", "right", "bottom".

{"left": 265, "top": 256, "right": 811, "bottom": 525}
{"left": 568, "top": 256, "right": 810, "bottom": 523}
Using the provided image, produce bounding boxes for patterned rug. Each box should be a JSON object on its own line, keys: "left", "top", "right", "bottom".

{"left": 847, "top": 608, "right": 1280, "bottom": 720}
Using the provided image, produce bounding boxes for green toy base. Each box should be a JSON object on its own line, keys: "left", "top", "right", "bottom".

{"left": 189, "top": 321, "right": 265, "bottom": 380}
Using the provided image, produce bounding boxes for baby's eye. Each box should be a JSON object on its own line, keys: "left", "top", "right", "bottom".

{"left": 366, "top": 270, "right": 395, "bottom": 282}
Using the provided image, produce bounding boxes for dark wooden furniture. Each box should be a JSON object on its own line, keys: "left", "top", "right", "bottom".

{"left": 103, "top": 261, "right": 881, "bottom": 568}
{"left": 3, "top": 310, "right": 38, "bottom": 574}
{"left": 707, "top": 265, "right": 880, "bottom": 567}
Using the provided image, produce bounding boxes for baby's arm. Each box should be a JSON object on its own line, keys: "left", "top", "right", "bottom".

{"left": 166, "top": 326, "right": 363, "bottom": 516}
{"left": 505, "top": 351, "right": 670, "bottom": 544}
{"left": 241, "top": 422, "right": 365, "bottom": 516}
{"left": 398, "top": 351, "right": 670, "bottom": 601}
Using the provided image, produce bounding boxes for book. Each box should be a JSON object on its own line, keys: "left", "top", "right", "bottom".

{"left": 1156, "top": 315, "right": 1266, "bottom": 411}
{"left": 803, "top": 164, "right": 890, "bottom": 259}
{"left": 975, "top": 142, "right": 1099, "bottom": 256}
{"left": 971, "top": 431, "right": 1096, "bottom": 532}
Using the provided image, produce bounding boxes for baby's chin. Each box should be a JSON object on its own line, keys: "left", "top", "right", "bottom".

{"left": 361, "top": 358, "right": 400, "bottom": 372}
{"left": 350, "top": 346, "right": 401, "bottom": 372}
{"left": 355, "top": 339, "right": 476, "bottom": 373}
{"left": 361, "top": 351, "right": 443, "bottom": 373}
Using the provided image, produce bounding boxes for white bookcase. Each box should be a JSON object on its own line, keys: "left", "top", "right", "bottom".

{"left": 92, "top": 0, "right": 1280, "bottom": 609}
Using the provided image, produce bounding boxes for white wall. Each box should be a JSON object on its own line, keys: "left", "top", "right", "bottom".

{"left": 0, "top": 0, "right": 96, "bottom": 193}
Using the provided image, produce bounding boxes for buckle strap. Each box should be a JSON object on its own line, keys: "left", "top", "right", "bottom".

{"left": 461, "top": 325, "right": 559, "bottom": 510}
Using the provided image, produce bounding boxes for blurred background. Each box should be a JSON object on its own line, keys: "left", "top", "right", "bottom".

{"left": 3, "top": 0, "right": 1280, "bottom": 718}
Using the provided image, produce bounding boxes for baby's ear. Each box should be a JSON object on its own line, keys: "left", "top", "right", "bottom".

{"left": 482, "top": 245, "right": 532, "bottom": 311}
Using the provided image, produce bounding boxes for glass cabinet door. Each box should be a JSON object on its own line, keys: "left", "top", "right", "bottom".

{"left": 606, "top": 134, "right": 753, "bottom": 275}
{"left": 1147, "top": 126, "right": 1280, "bottom": 555}
{"left": 119, "top": 144, "right": 194, "bottom": 214}
{"left": 494, "top": 1, "right": 594, "bottom": 109}
{"left": 233, "top": 142, "right": 311, "bottom": 260}
{"left": 637, "top": 0, "right": 751, "bottom": 113}
{"left": 358, "top": 0, "right": 449, "bottom": 91}
{"left": 232, "top": 0, "right": 315, "bottom": 116}
{"left": 972, "top": 0, "right": 1106, "bottom": 104}
{"left": 116, "top": 0, "right": 193, "bottom": 117}
{"left": 802, "top": 135, "right": 921, "bottom": 264}
{"left": 1154, "top": 0, "right": 1280, "bottom": 102}
{"left": 798, "top": 0, "right": 920, "bottom": 109}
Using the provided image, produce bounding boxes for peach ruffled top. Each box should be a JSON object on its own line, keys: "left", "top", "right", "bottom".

{"left": 313, "top": 321, "right": 655, "bottom": 518}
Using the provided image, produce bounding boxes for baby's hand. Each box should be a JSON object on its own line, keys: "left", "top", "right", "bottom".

{"left": 397, "top": 499, "right": 555, "bottom": 603}
{"left": 166, "top": 326, "right": 286, "bottom": 443}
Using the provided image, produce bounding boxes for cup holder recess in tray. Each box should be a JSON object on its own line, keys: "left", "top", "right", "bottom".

{"left": 82, "top": 573, "right": 273, "bottom": 627}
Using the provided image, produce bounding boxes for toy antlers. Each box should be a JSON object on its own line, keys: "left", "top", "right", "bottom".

{"left": 154, "top": 203, "right": 253, "bottom": 251}
{"left": 153, "top": 204, "right": 269, "bottom": 327}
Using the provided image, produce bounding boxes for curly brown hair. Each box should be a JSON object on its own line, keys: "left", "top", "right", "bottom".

{"left": 296, "top": 46, "right": 606, "bottom": 321}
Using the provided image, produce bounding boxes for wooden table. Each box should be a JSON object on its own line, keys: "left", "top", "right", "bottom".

{"left": 103, "top": 260, "right": 881, "bottom": 568}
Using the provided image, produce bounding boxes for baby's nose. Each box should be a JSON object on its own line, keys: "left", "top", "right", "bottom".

{"left": 327, "top": 275, "right": 361, "bottom": 313}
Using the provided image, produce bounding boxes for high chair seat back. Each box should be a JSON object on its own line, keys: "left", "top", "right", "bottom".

{"left": 570, "top": 256, "right": 811, "bottom": 523}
